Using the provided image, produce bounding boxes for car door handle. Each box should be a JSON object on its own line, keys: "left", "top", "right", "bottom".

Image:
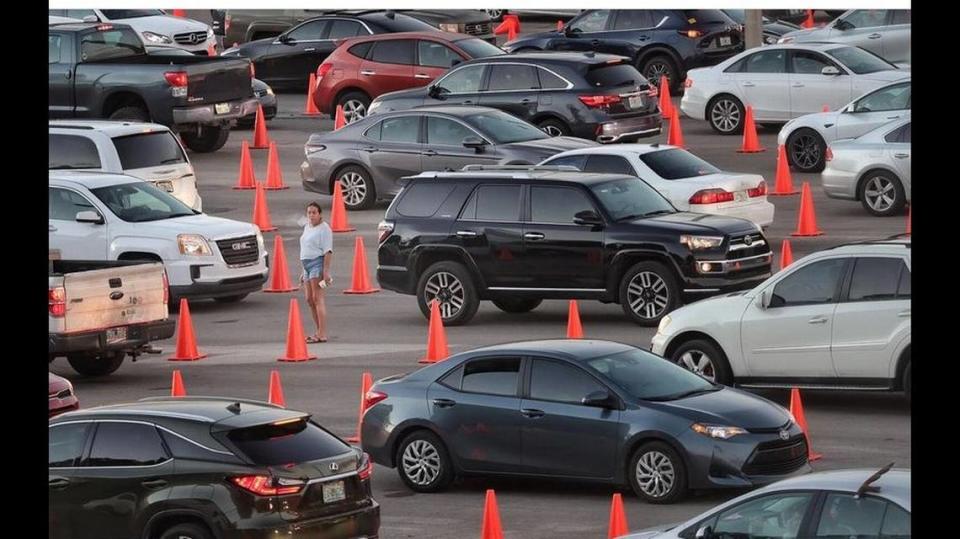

{"left": 898, "top": 309, "right": 911, "bottom": 318}
{"left": 521, "top": 408, "right": 545, "bottom": 418}
{"left": 361, "top": 146, "right": 378, "bottom": 153}
{"left": 590, "top": 40, "right": 600, "bottom": 46}
{"left": 886, "top": 115, "right": 901, "bottom": 120}
{"left": 792, "top": 83, "right": 805, "bottom": 88}
{"left": 49, "top": 225, "right": 58, "bottom": 232}
{"left": 808, "top": 316, "right": 829, "bottom": 324}
{"left": 742, "top": 81, "right": 755, "bottom": 87}
{"left": 304, "top": 48, "right": 316, "bottom": 52}
{"left": 432, "top": 398, "right": 456, "bottom": 408}
{"left": 521, "top": 98, "right": 533, "bottom": 104}
{"left": 421, "top": 149, "right": 437, "bottom": 156}
{"left": 414, "top": 73, "right": 431, "bottom": 79}
{"left": 49, "top": 478, "right": 70, "bottom": 489}
{"left": 893, "top": 153, "right": 909, "bottom": 159}
{"left": 868, "top": 33, "right": 882, "bottom": 39}
{"left": 360, "top": 70, "right": 376, "bottom": 76}
{"left": 524, "top": 232, "right": 545, "bottom": 240}
{"left": 462, "top": 100, "right": 474, "bottom": 105}
{"left": 141, "top": 479, "right": 168, "bottom": 489}
{"left": 456, "top": 230, "right": 478, "bottom": 238}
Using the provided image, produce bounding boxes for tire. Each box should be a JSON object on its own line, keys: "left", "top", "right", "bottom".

{"left": 335, "top": 165, "right": 376, "bottom": 210}
{"left": 640, "top": 54, "right": 679, "bottom": 93}
{"left": 628, "top": 441, "right": 688, "bottom": 504}
{"left": 395, "top": 430, "right": 454, "bottom": 493}
{"left": 537, "top": 118, "right": 570, "bottom": 137}
{"left": 67, "top": 351, "right": 125, "bottom": 377}
{"left": 159, "top": 522, "right": 213, "bottom": 539}
{"left": 786, "top": 128, "right": 827, "bottom": 173}
{"left": 902, "top": 361, "right": 911, "bottom": 404}
{"left": 491, "top": 298, "right": 542, "bottom": 314}
{"left": 671, "top": 339, "right": 732, "bottom": 385}
{"left": 619, "top": 261, "right": 679, "bottom": 326}
{"left": 337, "top": 91, "right": 371, "bottom": 124}
{"left": 108, "top": 105, "right": 149, "bottom": 122}
{"left": 180, "top": 126, "right": 230, "bottom": 153}
{"left": 416, "top": 261, "right": 479, "bottom": 326}
{"left": 858, "top": 171, "right": 906, "bottom": 217}
{"left": 707, "top": 95, "right": 745, "bottom": 135}
{"left": 213, "top": 294, "right": 248, "bottom": 303}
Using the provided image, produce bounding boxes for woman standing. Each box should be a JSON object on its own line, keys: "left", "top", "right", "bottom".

{"left": 300, "top": 202, "right": 333, "bottom": 343}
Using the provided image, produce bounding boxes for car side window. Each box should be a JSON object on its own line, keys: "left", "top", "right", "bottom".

{"left": 418, "top": 40, "right": 464, "bottom": 68}
{"left": 847, "top": 257, "right": 904, "bottom": 302}
{"left": 348, "top": 41, "right": 373, "bottom": 60}
{"left": 884, "top": 123, "right": 910, "bottom": 143}
{"left": 791, "top": 51, "right": 837, "bottom": 75}
{"left": 327, "top": 19, "right": 364, "bottom": 39}
{"left": 159, "top": 429, "right": 239, "bottom": 463}
{"left": 287, "top": 19, "right": 329, "bottom": 41}
{"left": 459, "top": 184, "right": 522, "bottom": 222}
{"left": 84, "top": 422, "right": 169, "bottom": 467}
{"left": 842, "top": 9, "right": 889, "bottom": 29}
{"left": 583, "top": 154, "right": 636, "bottom": 176}
{"left": 49, "top": 423, "right": 91, "bottom": 467}
{"left": 49, "top": 187, "right": 97, "bottom": 221}
{"left": 530, "top": 186, "right": 596, "bottom": 224}
{"left": 380, "top": 116, "right": 420, "bottom": 144}
{"left": 896, "top": 263, "right": 910, "bottom": 298}
{"left": 880, "top": 502, "right": 911, "bottom": 538}
{"left": 66, "top": 9, "right": 96, "bottom": 19}
{"left": 370, "top": 39, "right": 416, "bottom": 65}
{"left": 49, "top": 34, "right": 63, "bottom": 64}
{"left": 743, "top": 49, "right": 787, "bottom": 73}
{"left": 771, "top": 258, "right": 847, "bottom": 307}
{"left": 855, "top": 83, "right": 910, "bottom": 113}
{"left": 613, "top": 10, "right": 654, "bottom": 30}
{"left": 437, "top": 64, "right": 486, "bottom": 93}
{"left": 891, "top": 10, "right": 910, "bottom": 24}
{"left": 529, "top": 359, "right": 607, "bottom": 404}
{"left": 49, "top": 134, "right": 103, "bottom": 170}
{"left": 543, "top": 154, "right": 587, "bottom": 170}
{"left": 709, "top": 492, "right": 814, "bottom": 538}
{"left": 487, "top": 64, "right": 540, "bottom": 91}
{"left": 426, "top": 117, "right": 477, "bottom": 146}
{"left": 815, "top": 493, "right": 888, "bottom": 537}
{"left": 438, "top": 364, "right": 464, "bottom": 389}
{"left": 568, "top": 10, "right": 610, "bottom": 33}
{"left": 537, "top": 68, "right": 569, "bottom": 90}
{"left": 363, "top": 120, "right": 382, "bottom": 141}
{"left": 461, "top": 357, "right": 521, "bottom": 396}
{"left": 396, "top": 182, "right": 457, "bottom": 218}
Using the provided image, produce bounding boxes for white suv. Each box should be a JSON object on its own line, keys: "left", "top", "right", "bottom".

{"left": 49, "top": 172, "right": 268, "bottom": 304}
{"left": 651, "top": 239, "right": 910, "bottom": 398}
{"left": 50, "top": 120, "right": 202, "bottom": 211}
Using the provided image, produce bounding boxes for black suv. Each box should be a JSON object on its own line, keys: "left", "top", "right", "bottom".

{"left": 376, "top": 166, "right": 772, "bottom": 326}
{"left": 501, "top": 10, "right": 744, "bottom": 92}
{"left": 368, "top": 52, "right": 661, "bottom": 143}
{"left": 49, "top": 398, "right": 380, "bottom": 539}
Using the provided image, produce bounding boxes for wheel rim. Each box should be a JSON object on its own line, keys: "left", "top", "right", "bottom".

{"left": 645, "top": 62, "right": 670, "bottom": 86}
{"left": 864, "top": 177, "right": 896, "bottom": 212}
{"left": 626, "top": 271, "right": 669, "bottom": 320}
{"left": 401, "top": 440, "right": 441, "bottom": 486}
{"left": 541, "top": 124, "right": 563, "bottom": 137}
{"left": 678, "top": 350, "right": 716, "bottom": 382}
{"left": 338, "top": 172, "right": 367, "bottom": 207}
{"left": 424, "top": 271, "right": 465, "bottom": 320}
{"left": 790, "top": 134, "right": 821, "bottom": 169}
{"left": 710, "top": 99, "right": 741, "bottom": 133}
{"left": 636, "top": 450, "right": 676, "bottom": 498}
{"left": 486, "top": 9, "right": 503, "bottom": 18}
{"left": 342, "top": 99, "right": 366, "bottom": 123}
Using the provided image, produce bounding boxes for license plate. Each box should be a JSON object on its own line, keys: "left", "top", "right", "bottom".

{"left": 734, "top": 191, "right": 748, "bottom": 202}
{"left": 155, "top": 180, "right": 174, "bottom": 192}
{"left": 719, "top": 36, "right": 732, "bottom": 46}
{"left": 106, "top": 327, "right": 127, "bottom": 344}
{"left": 322, "top": 480, "right": 346, "bottom": 503}
{"left": 215, "top": 102, "right": 231, "bottom": 114}
{"left": 628, "top": 95, "right": 643, "bottom": 109}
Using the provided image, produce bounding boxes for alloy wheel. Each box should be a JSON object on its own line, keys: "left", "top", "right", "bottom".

{"left": 678, "top": 350, "right": 716, "bottom": 382}
{"left": 338, "top": 172, "right": 367, "bottom": 208}
{"left": 864, "top": 176, "right": 897, "bottom": 213}
{"left": 790, "top": 134, "right": 821, "bottom": 169}
{"left": 636, "top": 450, "right": 676, "bottom": 498}
{"left": 342, "top": 99, "right": 366, "bottom": 123}
{"left": 711, "top": 99, "right": 741, "bottom": 133}
{"left": 626, "top": 271, "right": 669, "bottom": 320}
{"left": 402, "top": 440, "right": 441, "bottom": 486}
{"left": 423, "top": 271, "right": 465, "bottom": 320}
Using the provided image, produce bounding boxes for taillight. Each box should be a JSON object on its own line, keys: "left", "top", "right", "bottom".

{"left": 377, "top": 220, "right": 394, "bottom": 243}
{"left": 684, "top": 78, "right": 693, "bottom": 88}
{"left": 825, "top": 147, "right": 834, "bottom": 162}
{"left": 317, "top": 62, "right": 333, "bottom": 79}
{"left": 680, "top": 29, "right": 703, "bottom": 39}
{"left": 231, "top": 475, "right": 303, "bottom": 496}
{"left": 578, "top": 94, "right": 621, "bottom": 108}
{"left": 364, "top": 389, "right": 388, "bottom": 410}
{"left": 646, "top": 85, "right": 658, "bottom": 98}
{"left": 164, "top": 71, "right": 188, "bottom": 87}
{"left": 358, "top": 452, "right": 373, "bottom": 481}
{"left": 224, "top": 13, "right": 231, "bottom": 33}
{"left": 748, "top": 180, "right": 767, "bottom": 198}
{"left": 49, "top": 287, "right": 66, "bottom": 318}
{"left": 689, "top": 189, "right": 735, "bottom": 205}
{"left": 162, "top": 271, "right": 170, "bottom": 305}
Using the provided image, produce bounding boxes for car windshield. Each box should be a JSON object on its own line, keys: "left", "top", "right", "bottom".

{"left": 101, "top": 10, "right": 164, "bottom": 19}
{"left": 463, "top": 111, "right": 548, "bottom": 144}
{"left": 638, "top": 149, "right": 720, "bottom": 180}
{"left": 90, "top": 181, "right": 196, "bottom": 222}
{"left": 590, "top": 178, "right": 675, "bottom": 221}
{"left": 454, "top": 38, "right": 506, "bottom": 59}
{"left": 585, "top": 349, "right": 718, "bottom": 401}
{"left": 827, "top": 46, "right": 898, "bottom": 74}
{"left": 79, "top": 27, "right": 145, "bottom": 61}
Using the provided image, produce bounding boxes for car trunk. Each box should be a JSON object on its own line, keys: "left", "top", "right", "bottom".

{"left": 583, "top": 63, "right": 658, "bottom": 117}
{"left": 111, "top": 131, "right": 197, "bottom": 206}
{"left": 683, "top": 10, "right": 743, "bottom": 55}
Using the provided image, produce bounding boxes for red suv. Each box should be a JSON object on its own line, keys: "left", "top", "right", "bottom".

{"left": 313, "top": 31, "right": 505, "bottom": 123}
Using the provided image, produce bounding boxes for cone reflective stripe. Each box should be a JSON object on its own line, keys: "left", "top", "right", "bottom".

{"left": 333, "top": 105, "right": 347, "bottom": 130}
{"left": 790, "top": 387, "right": 822, "bottom": 461}
{"left": 268, "top": 370, "right": 286, "bottom": 407}
{"left": 737, "top": 105, "right": 765, "bottom": 153}
{"left": 346, "top": 372, "right": 374, "bottom": 443}
{"left": 791, "top": 182, "right": 823, "bottom": 237}
{"left": 344, "top": 236, "right": 380, "bottom": 294}
{"left": 251, "top": 183, "right": 277, "bottom": 232}
{"left": 770, "top": 145, "right": 799, "bottom": 196}
{"left": 305, "top": 73, "right": 322, "bottom": 115}
{"left": 607, "top": 493, "right": 629, "bottom": 539}
{"left": 207, "top": 43, "right": 217, "bottom": 56}
{"left": 419, "top": 300, "right": 450, "bottom": 364}
{"left": 802, "top": 10, "right": 815, "bottom": 28}
{"left": 278, "top": 298, "right": 317, "bottom": 362}
{"left": 566, "top": 300, "right": 583, "bottom": 339}
{"left": 667, "top": 110, "right": 685, "bottom": 149}
{"left": 169, "top": 298, "right": 207, "bottom": 361}
{"left": 658, "top": 75, "right": 673, "bottom": 120}
{"left": 779, "top": 239, "right": 794, "bottom": 271}
{"left": 264, "top": 141, "right": 288, "bottom": 190}
{"left": 251, "top": 104, "right": 270, "bottom": 149}
{"left": 171, "top": 370, "right": 186, "bottom": 397}
{"left": 480, "top": 489, "right": 504, "bottom": 539}
{"left": 329, "top": 182, "right": 356, "bottom": 232}
{"left": 232, "top": 140, "right": 257, "bottom": 189}
{"left": 265, "top": 235, "right": 297, "bottom": 293}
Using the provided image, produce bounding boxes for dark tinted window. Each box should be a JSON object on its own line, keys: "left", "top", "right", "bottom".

{"left": 160, "top": 429, "right": 239, "bottom": 463}
{"left": 880, "top": 502, "right": 911, "bottom": 537}
{"left": 397, "top": 182, "right": 457, "bottom": 217}
{"left": 427, "top": 117, "right": 477, "bottom": 145}
{"left": 86, "top": 422, "right": 168, "bottom": 466}
{"left": 772, "top": 258, "right": 846, "bottom": 306}
{"left": 370, "top": 39, "right": 415, "bottom": 65}
{"left": 79, "top": 27, "right": 146, "bottom": 61}
{"left": 50, "top": 423, "right": 90, "bottom": 467}
{"left": 826, "top": 46, "right": 896, "bottom": 74}
{"left": 49, "top": 134, "right": 102, "bottom": 170}
{"left": 591, "top": 178, "right": 675, "bottom": 221}
{"left": 348, "top": 41, "right": 373, "bottom": 59}
{"left": 49, "top": 34, "right": 63, "bottom": 63}
{"left": 328, "top": 19, "right": 363, "bottom": 39}
{"left": 487, "top": 64, "right": 539, "bottom": 91}
{"left": 842, "top": 9, "right": 888, "bottom": 29}
{"left": 568, "top": 10, "right": 610, "bottom": 33}
{"left": 543, "top": 154, "right": 586, "bottom": 170}
{"left": 743, "top": 50, "right": 786, "bottom": 73}
{"left": 461, "top": 184, "right": 522, "bottom": 221}
{"left": 585, "top": 348, "right": 714, "bottom": 400}
{"left": 438, "top": 365, "right": 464, "bottom": 389}
{"left": 437, "top": 64, "right": 486, "bottom": 93}
{"left": 461, "top": 357, "right": 521, "bottom": 396}
{"left": 848, "top": 258, "right": 904, "bottom": 302}
{"left": 91, "top": 182, "right": 194, "bottom": 222}
{"left": 49, "top": 187, "right": 97, "bottom": 221}
{"left": 714, "top": 493, "right": 813, "bottom": 538}
{"left": 897, "top": 264, "right": 910, "bottom": 298}
{"left": 363, "top": 120, "right": 382, "bottom": 141}
{"left": 816, "top": 493, "right": 887, "bottom": 537}
{"left": 884, "top": 122, "right": 910, "bottom": 143}
{"left": 530, "top": 360, "right": 606, "bottom": 404}
{"left": 792, "top": 51, "right": 835, "bottom": 74}
{"left": 725, "top": 57, "right": 747, "bottom": 73}
{"left": 681, "top": 10, "right": 733, "bottom": 24}
{"left": 638, "top": 149, "right": 720, "bottom": 179}
{"left": 537, "top": 68, "right": 569, "bottom": 89}
{"left": 464, "top": 111, "right": 547, "bottom": 144}
{"left": 454, "top": 38, "right": 506, "bottom": 60}
{"left": 891, "top": 10, "right": 911, "bottom": 24}
{"left": 584, "top": 154, "right": 636, "bottom": 176}
{"left": 585, "top": 63, "right": 645, "bottom": 88}
{"left": 113, "top": 132, "right": 186, "bottom": 170}
{"left": 613, "top": 10, "right": 653, "bottom": 30}
{"left": 65, "top": 9, "right": 96, "bottom": 18}
{"left": 287, "top": 20, "right": 328, "bottom": 41}
{"left": 227, "top": 419, "right": 350, "bottom": 466}
{"left": 531, "top": 186, "right": 595, "bottom": 224}
{"left": 380, "top": 116, "right": 420, "bottom": 144}
{"left": 418, "top": 40, "right": 463, "bottom": 68}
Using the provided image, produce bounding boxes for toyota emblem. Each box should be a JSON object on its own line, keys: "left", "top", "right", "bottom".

{"left": 779, "top": 430, "right": 790, "bottom": 441}
{"left": 329, "top": 462, "right": 340, "bottom": 472}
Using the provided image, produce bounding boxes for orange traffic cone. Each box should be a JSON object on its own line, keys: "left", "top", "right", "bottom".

{"left": 251, "top": 104, "right": 270, "bottom": 149}
{"left": 171, "top": 370, "right": 186, "bottom": 397}
{"left": 667, "top": 110, "right": 685, "bottom": 148}
{"left": 802, "top": 9, "right": 815, "bottom": 28}
{"left": 792, "top": 182, "right": 823, "bottom": 237}
{"left": 333, "top": 104, "right": 347, "bottom": 130}
{"left": 305, "top": 73, "right": 322, "bottom": 116}
{"left": 779, "top": 239, "right": 794, "bottom": 271}
{"left": 789, "top": 387, "right": 822, "bottom": 461}
{"left": 566, "top": 300, "right": 583, "bottom": 339}
{"left": 268, "top": 370, "right": 286, "bottom": 407}
{"left": 264, "top": 141, "right": 288, "bottom": 190}
{"left": 251, "top": 183, "right": 277, "bottom": 232}
{"left": 557, "top": 20, "right": 563, "bottom": 31}
{"left": 658, "top": 75, "right": 673, "bottom": 120}
{"left": 169, "top": 298, "right": 207, "bottom": 361}
{"left": 278, "top": 298, "right": 317, "bottom": 362}
{"left": 480, "top": 489, "right": 504, "bottom": 539}
{"left": 607, "top": 493, "right": 629, "bottom": 539}
{"left": 770, "top": 145, "right": 799, "bottom": 196}
{"left": 344, "top": 236, "right": 380, "bottom": 294}
{"left": 265, "top": 235, "right": 298, "bottom": 293}
{"left": 172, "top": 9, "right": 186, "bottom": 17}
{"left": 233, "top": 140, "right": 257, "bottom": 189}
{"left": 494, "top": 15, "right": 519, "bottom": 42}
{"left": 906, "top": 205, "right": 911, "bottom": 236}
{"left": 822, "top": 104, "right": 830, "bottom": 113}
{"left": 329, "top": 182, "right": 356, "bottom": 233}
{"left": 207, "top": 43, "right": 217, "bottom": 56}
{"left": 419, "top": 300, "right": 450, "bottom": 364}
{"left": 738, "top": 105, "right": 765, "bottom": 153}
{"left": 346, "top": 372, "right": 374, "bottom": 443}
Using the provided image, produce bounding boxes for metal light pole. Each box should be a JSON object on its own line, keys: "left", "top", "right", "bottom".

{"left": 745, "top": 9, "right": 763, "bottom": 49}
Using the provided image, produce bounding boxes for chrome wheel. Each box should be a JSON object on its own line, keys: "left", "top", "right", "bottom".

{"left": 342, "top": 99, "right": 366, "bottom": 123}
{"left": 636, "top": 450, "right": 676, "bottom": 498}
{"left": 790, "top": 133, "right": 821, "bottom": 169}
{"left": 401, "top": 440, "right": 441, "bottom": 487}
{"left": 485, "top": 9, "right": 504, "bottom": 19}
{"left": 645, "top": 62, "right": 670, "bottom": 86}
{"left": 541, "top": 124, "right": 564, "bottom": 137}
{"left": 678, "top": 350, "right": 716, "bottom": 382}
{"left": 423, "top": 271, "right": 465, "bottom": 320}
{"left": 338, "top": 172, "right": 367, "bottom": 208}
{"left": 864, "top": 176, "right": 897, "bottom": 213}
{"left": 626, "top": 271, "right": 669, "bottom": 321}
{"left": 710, "top": 99, "right": 741, "bottom": 133}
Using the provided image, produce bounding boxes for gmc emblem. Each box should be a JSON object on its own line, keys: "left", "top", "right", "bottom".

{"left": 232, "top": 242, "right": 252, "bottom": 250}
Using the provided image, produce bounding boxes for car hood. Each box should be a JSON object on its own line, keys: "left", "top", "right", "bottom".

{"left": 377, "top": 86, "right": 428, "bottom": 103}
{"left": 620, "top": 211, "right": 760, "bottom": 236}
{"left": 126, "top": 213, "right": 259, "bottom": 240}
{"left": 115, "top": 15, "right": 209, "bottom": 35}
{"left": 860, "top": 70, "right": 911, "bottom": 83}
{"left": 502, "top": 136, "right": 598, "bottom": 155}
{"left": 49, "top": 373, "right": 71, "bottom": 393}
{"left": 655, "top": 386, "right": 791, "bottom": 430}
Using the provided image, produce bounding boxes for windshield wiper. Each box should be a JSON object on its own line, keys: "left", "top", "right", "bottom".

{"left": 616, "top": 213, "right": 644, "bottom": 222}
{"left": 50, "top": 165, "right": 95, "bottom": 170}
{"left": 645, "top": 386, "right": 721, "bottom": 402}
{"left": 159, "top": 158, "right": 183, "bottom": 164}
{"left": 640, "top": 209, "right": 675, "bottom": 218}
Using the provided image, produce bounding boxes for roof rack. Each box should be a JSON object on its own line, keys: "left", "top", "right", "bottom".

{"left": 138, "top": 396, "right": 284, "bottom": 409}
{"left": 856, "top": 462, "right": 894, "bottom": 498}
{"left": 459, "top": 164, "right": 580, "bottom": 172}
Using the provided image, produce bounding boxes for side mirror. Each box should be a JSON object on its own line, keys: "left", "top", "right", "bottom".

{"left": 581, "top": 390, "right": 616, "bottom": 409}
{"left": 759, "top": 290, "right": 771, "bottom": 309}
{"left": 695, "top": 525, "right": 714, "bottom": 539}
{"left": 834, "top": 19, "right": 852, "bottom": 31}
{"left": 428, "top": 85, "right": 446, "bottom": 98}
{"left": 279, "top": 34, "right": 295, "bottom": 44}
{"left": 82, "top": 14, "right": 100, "bottom": 23}
{"left": 565, "top": 26, "right": 580, "bottom": 36}
{"left": 462, "top": 137, "right": 487, "bottom": 153}
{"left": 821, "top": 66, "right": 841, "bottom": 76}
{"left": 574, "top": 210, "right": 603, "bottom": 226}
{"left": 75, "top": 210, "right": 104, "bottom": 224}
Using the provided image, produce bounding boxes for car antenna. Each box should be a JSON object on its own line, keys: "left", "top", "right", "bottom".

{"left": 227, "top": 402, "right": 242, "bottom": 414}
{"left": 855, "top": 462, "right": 894, "bottom": 498}
{"left": 384, "top": 9, "right": 396, "bottom": 19}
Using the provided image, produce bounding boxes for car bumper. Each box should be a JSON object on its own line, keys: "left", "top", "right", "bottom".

{"left": 169, "top": 270, "right": 268, "bottom": 301}
{"left": 172, "top": 97, "right": 260, "bottom": 126}
{"left": 680, "top": 90, "right": 708, "bottom": 121}
{"left": 680, "top": 261, "right": 771, "bottom": 298}
{"left": 241, "top": 94, "right": 278, "bottom": 123}
{"left": 650, "top": 330, "right": 669, "bottom": 356}
{"left": 49, "top": 318, "right": 177, "bottom": 356}
{"left": 821, "top": 167, "right": 858, "bottom": 200}
{"left": 597, "top": 114, "right": 662, "bottom": 143}
{"left": 690, "top": 199, "right": 776, "bottom": 228}
{"left": 375, "top": 265, "right": 413, "bottom": 296}
{"left": 230, "top": 501, "right": 380, "bottom": 539}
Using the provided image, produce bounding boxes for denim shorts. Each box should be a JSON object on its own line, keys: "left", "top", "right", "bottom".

{"left": 302, "top": 255, "right": 324, "bottom": 280}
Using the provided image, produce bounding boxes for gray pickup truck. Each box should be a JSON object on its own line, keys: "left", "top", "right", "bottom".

{"left": 48, "top": 21, "right": 258, "bottom": 152}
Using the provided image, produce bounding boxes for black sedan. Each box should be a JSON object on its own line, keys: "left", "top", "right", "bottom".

{"left": 361, "top": 339, "right": 811, "bottom": 504}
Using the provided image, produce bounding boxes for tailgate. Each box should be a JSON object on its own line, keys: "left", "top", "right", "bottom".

{"left": 62, "top": 263, "right": 168, "bottom": 334}
{"left": 185, "top": 58, "right": 253, "bottom": 105}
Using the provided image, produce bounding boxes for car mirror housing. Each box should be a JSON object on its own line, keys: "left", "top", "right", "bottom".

{"left": 573, "top": 210, "right": 603, "bottom": 226}
{"left": 821, "top": 66, "right": 841, "bottom": 76}
{"left": 462, "top": 137, "right": 487, "bottom": 152}
{"left": 75, "top": 210, "right": 104, "bottom": 224}
{"left": 581, "top": 390, "right": 616, "bottom": 409}
{"left": 695, "top": 525, "right": 714, "bottom": 539}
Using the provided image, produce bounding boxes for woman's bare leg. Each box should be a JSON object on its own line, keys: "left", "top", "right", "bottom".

{"left": 305, "top": 278, "right": 320, "bottom": 338}
{"left": 315, "top": 283, "right": 327, "bottom": 340}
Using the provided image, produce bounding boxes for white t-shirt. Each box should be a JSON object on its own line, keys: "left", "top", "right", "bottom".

{"left": 300, "top": 221, "right": 333, "bottom": 260}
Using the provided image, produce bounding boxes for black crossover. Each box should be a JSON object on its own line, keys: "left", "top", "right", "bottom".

{"left": 376, "top": 166, "right": 773, "bottom": 326}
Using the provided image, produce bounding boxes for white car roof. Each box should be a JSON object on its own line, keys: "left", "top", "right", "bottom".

{"left": 49, "top": 120, "right": 173, "bottom": 137}
{"left": 49, "top": 171, "right": 143, "bottom": 189}
{"left": 546, "top": 143, "right": 682, "bottom": 158}
{"left": 751, "top": 468, "right": 911, "bottom": 510}
{"left": 809, "top": 238, "right": 910, "bottom": 258}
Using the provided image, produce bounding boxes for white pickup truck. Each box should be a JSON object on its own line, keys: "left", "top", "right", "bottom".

{"left": 49, "top": 257, "right": 176, "bottom": 376}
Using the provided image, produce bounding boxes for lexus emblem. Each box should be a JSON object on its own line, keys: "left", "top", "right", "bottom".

{"left": 329, "top": 462, "right": 340, "bottom": 472}
{"left": 232, "top": 241, "right": 251, "bottom": 250}
{"left": 779, "top": 430, "right": 790, "bottom": 441}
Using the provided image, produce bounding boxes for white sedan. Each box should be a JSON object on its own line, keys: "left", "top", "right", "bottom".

{"left": 681, "top": 43, "right": 910, "bottom": 135}
{"left": 540, "top": 144, "right": 775, "bottom": 227}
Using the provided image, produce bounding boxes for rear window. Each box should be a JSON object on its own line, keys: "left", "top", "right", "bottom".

{"left": 112, "top": 131, "right": 186, "bottom": 170}
{"left": 397, "top": 182, "right": 456, "bottom": 217}
{"left": 49, "top": 134, "right": 102, "bottom": 170}
{"left": 79, "top": 27, "right": 145, "bottom": 61}
{"left": 638, "top": 149, "right": 720, "bottom": 180}
{"left": 585, "top": 63, "right": 647, "bottom": 89}
{"left": 348, "top": 41, "right": 373, "bottom": 59}
{"left": 226, "top": 419, "right": 350, "bottom": 466}
{"left": 454, "top": 38, "right": 506, "bottom": 60}
{"left": 681, "top": 10, "right": 732, "bottom": 25}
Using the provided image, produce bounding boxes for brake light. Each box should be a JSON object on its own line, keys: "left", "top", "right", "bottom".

{"left": 681, "top": 29, "right": 703, "bottom": 39}
{"left": 164, "top": 71, "right": 188, "bottom": 87}
{"left": 825, "top": 147, "right": 834, "bottom": 162}
{"left": 231, "top": 475, "right": 303, "bottom": 496}
{"left": 748, "top": 180, "right": 767, "bottom": 198}
{"left": 96, "top": 24, "right": 114, "bottom": 31}
{"left": 364, "top": 389, "right": 388, "bottom": 410}
{"left": 689, "top": 189, "right": 735, "bottom": 205}
{"left": 377, "top": 220, "right": 394, "bottom": 243}
{"left": 49, "top": 287, "right": 66, "bottom": 318}
{"left": 162, "top": 271, "right": 169, "bottom": 305}
{"left": 358, "top": 452, "right": 373, "bottom": 481}
{"left": 684, "top": 78, "right": 693, "bottom": 88}
{"left": 317, "top": 62, "right": 333, "bottom": 79}
{"left": 578, "top": 94, "right": 621, "bottom": 108}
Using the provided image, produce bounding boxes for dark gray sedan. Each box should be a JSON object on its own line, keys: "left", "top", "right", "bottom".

{"left": 299, "top": 106, "right": 597, "bottom": 210}
{"left": 361, "top": 339, "right": 811, "bottom": 504}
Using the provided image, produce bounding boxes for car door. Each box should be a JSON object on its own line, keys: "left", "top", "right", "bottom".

{"left": 835, "top": 81, "right": 910, "bottom": 140}
{"left": 416, "top": 39, "right": 467, "bottom": 85}
{"left": 49, "top": 186, "right": 109, "bottom": 260}
{"left": 835, "top": 10, "right": 889, "bottom": 58}
{"left": 453, "top": 183, "right": 526, "bottom": 287}
{"left": 551, "top": 10, "right": 613, "bottom": 52}
{"left": 788, "top": 50, "right": 852, "bottom": 116}
{"left": 479, "top": 64, "right": 541, "bottom": 123}
{"left": 49, "top": 422, "right": 94, "bottom": 539}
{"left": 740, "top": 257, "right": 848, "bottom": 378}
{"left": 831, "top": 257, "right": 910, "bottom": 379}
{"left": 49, "top": 32, "right": 74, "bottom": 118}
{"left": 427, "top": 63, "right": 487, "bottom": 106}
{"left": 734, "top": 48, "right": 790, "bottom": 120}
{"left": 264, "top": 18, "right": 329, "bottom": 85}
{"left": 883, "top": 10, "right": 911, "bottom": 63}
{"left": 426, "top": 356, "right": 524, "bottom": 473}
{"left": 607, "top": 10, "right": 656, "bottom": 54}
{"left": 519, "top": 358, "right": 620, "bottom": 478}
{"left": 360, "top": 114, "right": 423, "bottom": 185}
{"left": 423, "top": 115, "right": 499, "bottom": 171}
{"left": 361, "top": 39, "right": 416, "bottom": 96}
{"left": 886, "top": 121, "right": 911, "bottom": 184}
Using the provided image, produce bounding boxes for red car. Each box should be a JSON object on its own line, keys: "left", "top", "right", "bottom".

{"left": 49, "top": 372, "right": 79, "bottom": 417}
{"left": 312, "top": 31, "right": 505, "bottom": 122}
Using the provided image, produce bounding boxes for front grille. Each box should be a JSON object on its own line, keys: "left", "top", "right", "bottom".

{"left": 216, "top": 235, "right": 259, "bottom": 266}
{"left": 463, "top": 22, "right": 492, "bottom": 36}
{"left": 174, "top": 31, "right": 208, "bottom": 45}
{"left": 50, "top": 388, "right": 72, "bottom": 399}
{"left": 743, "top": 436, "right": 808, "bottom": 476}
{"left": 254, "top": 89, "right": 268, "bottom": 98}
{"left": 726, "top": 233, "right": 770, "bottom": 260}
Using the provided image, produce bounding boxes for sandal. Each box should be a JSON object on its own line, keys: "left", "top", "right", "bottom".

{"left": 305, "top": 335, "right": 322, "bottom": 343}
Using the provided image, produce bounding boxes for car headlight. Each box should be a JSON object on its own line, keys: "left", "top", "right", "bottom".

{"left": 256, "top": 230, "right": 265, "bottom": 253}
{"left": 367, "top": 100, "right": 381, "bottom": 114}
{"left": 439, "top": 23, "right": 460, "bottom": 33}
{"left": 207, "top": 28, "right": 215, "bottom": 39}
{"left": 692, "top": 423, "right": 747, "bottom": 440}
{"left": 778, "top": 36, "right": 794, "bottom": 44}
{"left": 142, "top": 31, "right": 172, "bottom": 45}
{"left": 657, "top": 315, "right": 672, "bottom": 334}
{"left": 266, "top": 86, "right": 274, "bottom": 96}
{"left": 680, "top": 235, "right": 724, "bottom": 250}
{"left": 178, "top": 234, "right": 212, "bottom": 256}
{"left": 764, "top": 35, "right": 778, "bottom": 44}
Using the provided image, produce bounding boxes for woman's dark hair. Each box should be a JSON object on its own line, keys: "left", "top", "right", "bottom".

{"left": 306, "top": 201, "right": 322, "bottom": 213}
